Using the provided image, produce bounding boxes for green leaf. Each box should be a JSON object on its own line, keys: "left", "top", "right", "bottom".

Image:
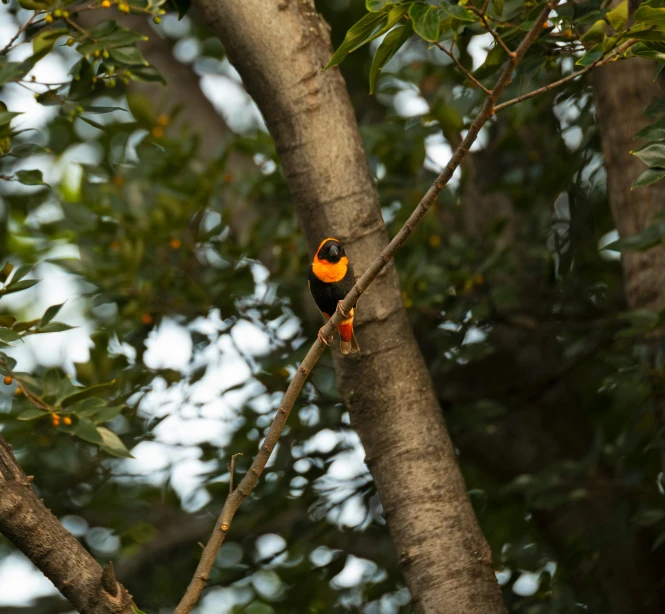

{"left": 634, "top": 509, "right": 665, "bottom": 526}
{"left": 79, "top": 116, "right": 104, "bottom": 131}
{"left": 127, "top": 93, "right": 155, "bottom": 126}
{"left": 632, "top": 167, "right": 665, "bottom": 188}
{"left": 61, "top": 380, "right": 116, "bottom": 408}
{"left": 18, "top": 408, "right": 47, "bottom": 421}
{"left": 68, "top": 58, "right": 94, "bottom": 102}
{"left": 38, "top": 321, "right": 75, "bottom": 333}
{"left": 581, "top": 20, "right": 606, "bottom": 44}
{"left": 325, "top": 5, "right": 408, "bottom": 69}
{"left": 635, "top": 5, "right": 665, "bottom": 29}
{"left": 33, "top": 29, "right": 68, "bottom": 56}
{"left": 131, "top": 608, "right": 147, "bottom": 614}
{"left": 604, "top": 224, "right": 665, "bottom": 251}
{"left": 109, "top": 46, "right": 149, "bottom": 66}
{"left": 474, "top": 44, "right": 506, "bottom": 79}
{"left": 0, "top": 111, "right": 21, "bottom": 128}
{"left": 92, "top": 405, "right": 124, "bottom": 424}
{"left": 18, "top": 0, "right": 50, "bottom": 9}
{"left": 441, "top": 3, "right": 476, "bottom": 22}
{"left": 636, "top": 116, "right": 665, "bottom": 141}
{"left": 0, "top": 60, "right": 27, "bottom": 87}
{"left": 409, "top": 3, "right": 447, "bottom": 41}
{"left": 97, "top": 427, "right": 133, "bottom": 458}
{"left": 0, "top": 315, "right": 16, "bottom": 328}
{"left": 633, "top": 142, "right": 665, "bottom": 167}
{"left": 73, "top": 418, "right": 104, "bottom": 444}
{"left": 493, "top": 0, "right": 504, "bottom": 18}
{"left": 369, "top": 23, "right": 413, "bottom": 94}
{"left": 10, "top": 265, "right": 32, "bottom": 285}
{"left": 367, "top": 0, "right": 395, "bottom": 10}
{"left": 606, "top": 0, "right": 628, "bottom": 31}
{"left": 645, "top": 99, "right": 665, "bottom": 117}
{"left": 576, "top": 45, "right": 603, "bottom": 66}
{"left": 0, "top": 329, "right": 21, "bottom": 343}
{"left": 12, "top": 319, "right": 40, "bottom": 332}
{"left": 41, "top": 303, "right": 64, "bottom": 326}
{"left": 16, "top": 170, "right": 44, "bottom": 185}
{"left": 170, "top": 0, "right": 191, "bottom": 19}
{"left": 7, "top": 143, "right": 49, "bottom": 157}
{"left": 2, "top": 279, "right": 39, "bottom": 295}
{"left": 0, "top": 262, "right": 14, "bottom": 284}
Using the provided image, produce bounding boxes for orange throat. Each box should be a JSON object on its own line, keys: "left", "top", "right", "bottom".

{"left": 312, "top": 256, "right": 348, "bottom": 283}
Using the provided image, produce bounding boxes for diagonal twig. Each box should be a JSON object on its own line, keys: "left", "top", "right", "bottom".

{"left": 493, "top": 38, "right": 636, "bottom": 112}
{"left": 173, "top": 2, "right": 561, "bottom": 613}
{"left": 434, "top": 41, "right": 492, "bottom": 95}
{"left": 228, "top": 452, "right": 242, "bottom": 493}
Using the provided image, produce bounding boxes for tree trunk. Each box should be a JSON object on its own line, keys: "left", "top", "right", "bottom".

{"left": 592, "top": 59, "right": 665, "bottom": 311}
{"left": 0, "top": 436, "right": 135, "bottom": 614}
{"left": 192, "top": 1, "right": 506, "bottom": 612}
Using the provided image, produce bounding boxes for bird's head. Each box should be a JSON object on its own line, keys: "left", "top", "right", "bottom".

{"left": 315, "top": 238, "right": 346, "bottom": 264}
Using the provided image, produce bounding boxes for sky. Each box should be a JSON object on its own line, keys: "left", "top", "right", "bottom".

{"left": 0, "top": 5, "right": 585, "bottom": 610}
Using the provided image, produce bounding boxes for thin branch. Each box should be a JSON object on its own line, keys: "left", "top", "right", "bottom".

{"left": 493, "top": 39, "right": 636, "bottom": 112}
{"left": 434, "top": 41, "right": 492, "bottom": 95}
{"left": 173, "top": 2, "right": 559, "bottom": 613}
{"left": 0, "top": 11, "right": 37, "bottom": 56}
{"left": 474, "top": 9, "right": 516, "bottom": 59}
{"left": 228, "top": 452, "right": 242, "bottom": 493}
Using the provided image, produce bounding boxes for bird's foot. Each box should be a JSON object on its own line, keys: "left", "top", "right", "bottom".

{"left": 318, "top": 328, "right": 332, "bottom": 346}
{"left": 336, "top": 300, "right": 350, "bottom": 319}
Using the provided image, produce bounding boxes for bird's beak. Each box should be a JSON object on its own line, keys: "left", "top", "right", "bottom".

{"left": 329, "top": 244, "right": 339, "bottom": 258}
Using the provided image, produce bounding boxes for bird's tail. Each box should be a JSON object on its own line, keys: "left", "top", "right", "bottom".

{"left": 340, "top": 331, "right": 360, "bottom": 355}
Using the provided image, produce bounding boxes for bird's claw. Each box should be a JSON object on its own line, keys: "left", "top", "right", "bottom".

{"left": 336, "top": 300, "right": 350, "bottom": 318}
{"left": 318, "top": 328, "right": 332, "bottom": 346}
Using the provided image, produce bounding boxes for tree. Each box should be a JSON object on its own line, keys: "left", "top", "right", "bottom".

{"left": 1, "top": 0, "right": 665, "bottom": 613}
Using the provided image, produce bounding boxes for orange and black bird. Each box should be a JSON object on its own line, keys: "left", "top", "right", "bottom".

{"left": 308, "top": 238, "right": 360, "bottom": 355}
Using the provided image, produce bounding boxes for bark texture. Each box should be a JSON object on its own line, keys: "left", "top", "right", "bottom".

{"left": 193, "top": 1, "right": 506, "bottom": 612}
{"left": 0, "top": 435, "right": 135, "bottom": 614}
{"left": 592, "top": 59, "right": 665, "bottom": 311}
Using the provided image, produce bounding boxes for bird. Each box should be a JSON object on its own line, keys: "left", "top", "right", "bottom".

{"left": 308, "top": 237, "right": 360, "bottom": 355}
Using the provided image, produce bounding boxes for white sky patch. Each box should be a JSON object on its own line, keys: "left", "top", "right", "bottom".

{"left": 144, "top": 318, "right": 194, "bottom": 370}
{"left": 393, "top": 89, "right": 429, "bottom": 117}
{"left": 467, "top": 32, "right": 494, "bottom": 71}
{"left": 598, "top": 229, "right": 621, "bottom": 261}
{"left": 200, "top": 72, "right": 266, "bottom": 134}
{"left": 0, "top": 553, "right": 60, "bottom": 606}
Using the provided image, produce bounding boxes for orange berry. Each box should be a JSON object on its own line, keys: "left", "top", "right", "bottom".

{"left": 169, "top": 238, "right": 182, "bottom": 250}
{"left": 15, "top": 387, "right": 23, "bottom": 396}
{"left": 3, "top": 376, "right": 12, "bottom": 385}
{"left": 101, "top": 0, "right": 111, "bottom": 6}
{"left": 63, "top": 416, "right": 72, "bottom": 426}
{"left": 223, "top": 174, "right": 233, "bottom": 183}
{"left": 51, "top": 414, "right": 61, "bottom": 427}
{"left": 543, "top": 21, "right": 549, "bottom": 28}
{"left": 151, "top": 125, "right": 164, "bottom": 139}
{"left": 156, "top": 114, "right": 169, "bottom": 127}
{"left": 141, "top": 313, "right": 153, "bottom": 325}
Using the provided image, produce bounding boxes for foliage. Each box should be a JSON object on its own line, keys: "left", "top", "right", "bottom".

{"left": 1, "top": 0, "right": 665, "bottom": 612}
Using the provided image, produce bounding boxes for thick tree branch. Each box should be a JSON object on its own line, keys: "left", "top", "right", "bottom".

{"left": 175, "top": 1, "right": 559, "bottom": 612}
{"left": 0, "top": 435, "right": 136, "bottom": 614}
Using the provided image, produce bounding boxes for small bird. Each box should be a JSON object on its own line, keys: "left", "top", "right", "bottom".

{"left": 308, "top": 237, "right": 360, "bottom": 354}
